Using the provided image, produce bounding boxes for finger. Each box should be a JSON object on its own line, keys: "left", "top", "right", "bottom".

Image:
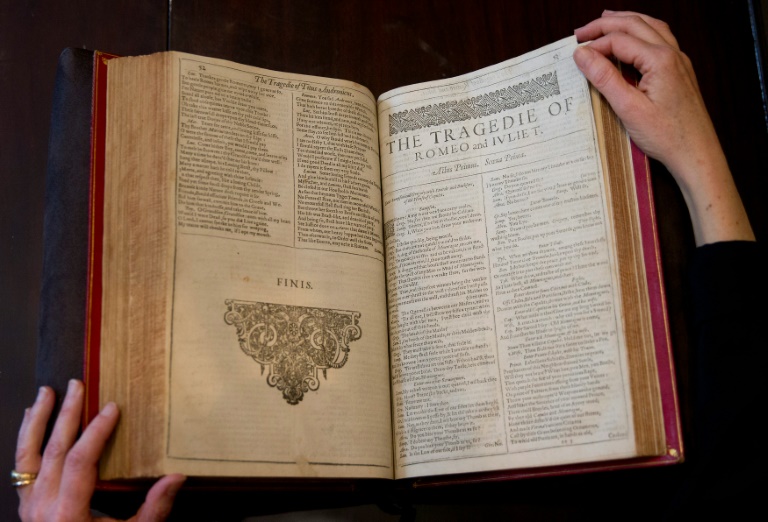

{"left": 575, "top": 12, "right": 679, "bottom": 51}
{"left": 586, "top": 31, "right": 698, "bottom": 97}
{"left": 600, "top": 10, "right": 680, "bottom": 48}
{"left": 36, "top": 379, "right": 84, "bottom": 493}
{"left": 16, "top": 387, "right": 55, "bottom": 472}
{"left": 573, "top": 45, "right": 646, "bottom": 119}
{"left": 56, "top": 402, "right": 120, "bottom": 512}
{"left": 15, "top": 387, "right": 55, "bottom": 503}
{"left": 585, "top": 31, "right": 677, "bottom": 78}
{"left": 132, "top": 474, "right": 186, "bottom": 522}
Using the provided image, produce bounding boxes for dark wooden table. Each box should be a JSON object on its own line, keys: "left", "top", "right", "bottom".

{"left": 2, "top": 1, "right": 766, "bottom": 519}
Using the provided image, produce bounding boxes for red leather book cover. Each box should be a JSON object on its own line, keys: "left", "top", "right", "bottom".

{"left": 83, "top": 51, "right": 117, "bottom": 428}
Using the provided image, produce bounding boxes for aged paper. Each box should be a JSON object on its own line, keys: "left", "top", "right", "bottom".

{"left": 378, "top": 37, "right": 637, "bottom": 479}
{"left": 165, "top": 55, "right": 392, "bottom": 478}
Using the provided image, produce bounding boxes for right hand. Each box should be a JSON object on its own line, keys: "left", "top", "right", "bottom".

{"left": 15, "top": 380, "right": 185, "bottom": 522}
{"left": 573, "top": 11, "right": 754, "bottom": 245}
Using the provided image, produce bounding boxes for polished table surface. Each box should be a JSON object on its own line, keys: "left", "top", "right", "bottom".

{"left": 2, "top": 1, "right": 766, "bottom": 519}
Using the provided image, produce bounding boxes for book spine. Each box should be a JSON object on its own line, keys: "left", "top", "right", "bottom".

{"left": 36, "top": 48, "right": 96, "bottom": 412}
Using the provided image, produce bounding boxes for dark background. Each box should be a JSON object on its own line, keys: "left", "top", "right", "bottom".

{"left": 2, "top": 1, "right": 766, "bottom": 520}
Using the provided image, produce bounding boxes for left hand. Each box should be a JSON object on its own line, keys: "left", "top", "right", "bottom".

{"left": 15, "top": 380, "right": 185, "bottom": 521}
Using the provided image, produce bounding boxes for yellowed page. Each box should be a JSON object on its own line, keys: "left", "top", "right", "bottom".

{"left": 101, "top": 53, "right": 175, "bottom": 479}
{"left": 379, "top": 37, "right": 636, "bottom": 479}
{"left": 164, "top": 54, "right": 391, "bottom": 478}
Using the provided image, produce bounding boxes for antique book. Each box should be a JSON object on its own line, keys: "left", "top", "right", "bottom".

{"left": 63, "top": 36, "right": 681, "bottom": 483}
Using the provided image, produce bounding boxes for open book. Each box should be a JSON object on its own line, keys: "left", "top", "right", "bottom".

{"left": 83, "top": 36, "right": 681, "bottom": 482}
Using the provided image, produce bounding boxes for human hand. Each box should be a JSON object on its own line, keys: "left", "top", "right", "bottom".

{"left": 573, "top": 11, "right": 754, "bottom": 245}
{"left": 15, "top": 380, "right": 185, "bottom": 521}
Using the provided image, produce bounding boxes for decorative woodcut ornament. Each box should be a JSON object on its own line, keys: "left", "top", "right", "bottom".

{"left": 388, "top": 71, "right": 560, "bottom": 135}
{"left": 224, "top": 300, "right": 362, "bottom": 404}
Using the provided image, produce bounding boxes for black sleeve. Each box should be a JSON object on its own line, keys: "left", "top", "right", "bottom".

{"left": 685, "top": 240, "right": 765, "bottom": 512}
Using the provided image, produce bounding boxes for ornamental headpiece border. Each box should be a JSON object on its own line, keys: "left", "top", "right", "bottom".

{"left": 388, "top": 71, "right": 560, "bottom": 136}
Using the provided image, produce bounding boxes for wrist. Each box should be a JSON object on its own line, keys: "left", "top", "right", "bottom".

{"left": 672, "top": 160, "right": 755, "bottom": 246}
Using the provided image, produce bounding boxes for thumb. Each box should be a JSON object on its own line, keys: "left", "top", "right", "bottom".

{"left": 573, "top": 45, "right": 638, "bottom": 116}
{"left": 132, "top": 474, "right": 186, "bottom": 522}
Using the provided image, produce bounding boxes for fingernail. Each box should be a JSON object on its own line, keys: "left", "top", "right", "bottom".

{"left": 101, "top": 402, "right": 118, "bottom": 417}
{"left": 67, "top": 379, "right": 79, "bottom": 394}
{"left": 36, "top": 386, "right": 48, "bottom": 402}
{"left": 603, "top": 9, "right": 615, "bottom": 14}
{"left": 573, "top": 46, "right": 593, "bottom": 67}
{"left": 167, "top": 477, "right": 186, "bottom": 497}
